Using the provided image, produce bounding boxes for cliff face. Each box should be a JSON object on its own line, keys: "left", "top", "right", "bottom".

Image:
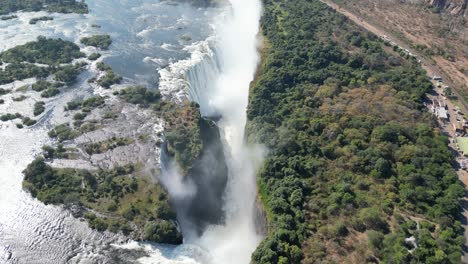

{"left": 164, "top": 103, "right": 228, "bottom": 234}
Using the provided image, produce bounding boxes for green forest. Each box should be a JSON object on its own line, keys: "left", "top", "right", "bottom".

{"left": 22, "top": 158, "right": 182, "bottom": 244}
{"left": 248, "top": 0, "right": 464, "bottom": 263}
{"left": 0, "top": 37, "right": 85, "bottom": 85}
{"left": 0, "top": 0, "right": 88, "bottom": 15}
{"left": 81, "top": 35, "right": 112, "bottom": 49}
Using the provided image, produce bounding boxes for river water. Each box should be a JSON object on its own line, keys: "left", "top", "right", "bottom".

{"left": 0, "top": 0, "right": 262, "bottom": 263}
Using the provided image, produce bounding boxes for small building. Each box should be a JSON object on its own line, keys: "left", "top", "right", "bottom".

{"left": 436, "top": 107, "right": 448, "bottom": 120}
{"left": 437, "top": 100, "right": 447, "bottom": 109}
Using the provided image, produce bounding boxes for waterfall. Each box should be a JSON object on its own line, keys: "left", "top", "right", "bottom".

{"left": 184, "top": 0, "right": 265, "bottom": 263}
{"left": 157, "top": 0, "right": 264, "bottom": 263}
{"left": 185, "top": 46, "right": 221, "bottom": 117}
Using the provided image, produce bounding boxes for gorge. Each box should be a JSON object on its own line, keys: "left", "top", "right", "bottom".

{"left": 0, "top": 0, "right": 265, "bottom": 263}
{"left": 0, "top": 0, "right": 465, "bottom": 263}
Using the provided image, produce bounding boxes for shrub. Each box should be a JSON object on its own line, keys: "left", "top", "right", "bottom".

{"left": 88, "top": 53, "right": 101, "bottom": 60}
{"left": 80, "top": 35, "right": 112, "bottom": 49}
{"left": 33, "top": 101, "right": 45, "bottom": 116}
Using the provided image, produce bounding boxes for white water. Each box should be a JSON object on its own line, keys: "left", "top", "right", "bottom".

{"left": 0, "top": 0, "right": 264, "bottom": 262}
{"left": 198, "top": 0, "right": 264, "bottom": 262}
{"left": 0, "top": 2, "right": 222, "bottom": 263}
{"left": 175, "top": 0, "right": 265, "bottom": 263}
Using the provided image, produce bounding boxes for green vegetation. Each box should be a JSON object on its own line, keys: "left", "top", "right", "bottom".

{"left": 80, "top": 35, "right": 112, "bottom": 49}
{"left": 96, "top": 62, "right": 111, "bottom": 71}
{"left": 15, "top": 85, "right": 29, "bottom": 92}
{"left": 0, "top": 37, "right": 84, "bottom": 85}
{"left": 0, "top": 112, "right": 21, "bottom": 121}
{"left": 42, "top": 144, "right": 77, "bottom": 160}
{"left": 0, "top": 63, "right": 49, "bottom": 85}
{"left": 0, "top": 0, "right": 88, "bottom": 15}
{"left": 78, "top": 121, "right": 100, "bottom": 133}
{"left": 12, "top": 95, "right": 27, "bottom": 101}
{"left": 29, "top": 16, "right": 53, "bottom": 24}
{"left": 54, "top": 65, "right": 81, "bottom": 83}
{"left": 40, "top": 87, "right": 60, "bottom": 98}
{"left": 73, "top": 112, "right": 87, "bottom": 121}
{"left": 33, "top": 101, "right": 45, "bottom": 116}
{"left": 22, "top": 116, "right": 36, "bottom": 126}
{"left": 88, "top": 53, "right": 101, "bottom": 61}
{"left": 456, "top": 137, "right": 468, "bottom": 154}
{"left": 97, "top": 70, "right": 122, "bottom": 88}
{"left": 0, "top": 88, "right": 9, "bottom": 95}
{"left": 164, "top": 102, "right": 203, "bottom": 174}
{"left": 85, "top": 137, "right": 134, "bottom": 155}
{"left": 93, "top": 62, "right": 122, "bottom": 88}
{"left": 1, "top": 15, "right": 17, "bottom": 20}
{"left": 115, "top": 86, "right": 211, "bottom": 176}
{"left": 66, "top": 95, "right": 106, "bottom": 112}
{"left": 48, "top": 123, "right": 80, "bottom": 142}
{"left": 22, "top": 158, "right": 181, "bottom": 243}
{"left": 32, "top": 80, "right": 56, "bottom": 92}
{"left": 248, "top": 0, "right": 464, "bottom": 263}
{"left": 143, "top": 220, "right": 182, "bottom": 244}
{"left": 118, "top": 86, "right": 161, "bottom": 107}
{"left": 0, "top": 36, "right": 84, "bottom": 65}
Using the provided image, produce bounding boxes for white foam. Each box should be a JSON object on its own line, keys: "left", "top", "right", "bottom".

{"left": 158, "top": 39, "right": 215, "bottom": 103}
{"left": 155, "top": 1, "right": 265, "bottom": 263}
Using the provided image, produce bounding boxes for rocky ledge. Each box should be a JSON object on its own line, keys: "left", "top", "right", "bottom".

{"left": 22, "top": 95, "right": 183, "bottom": 244}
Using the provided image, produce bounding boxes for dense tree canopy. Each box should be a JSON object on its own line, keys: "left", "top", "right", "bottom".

{"left": 80, "top": 35, "right": 112, "bottom": 50}
{"left": 248, "top": 0, "right": 464, "bottom": 263}
{"left": 22, "top": 158, "right": 181, "bottom": 244}
{"left": 0, "top": 0, "right": 88, "bottom": 15}
{"left": 0, "top": 36, "right": 84, "bottom": 65}
{"left": 0, "top": 37, "right": 84, "bottom": 85}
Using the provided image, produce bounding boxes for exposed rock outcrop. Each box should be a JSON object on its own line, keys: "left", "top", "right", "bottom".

{"left": 426, "top": 0, "right": 467, "bottom": 16}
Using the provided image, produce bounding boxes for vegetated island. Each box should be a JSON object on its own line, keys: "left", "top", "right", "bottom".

{"left": 0, "top": 0, "right": 88, "bottom": 15}
{"left": 21, "top": 85, "right": 184, "bottom": 243}
{"left": 0, "top": 36, "right": 86, "bottom": 127}
{"left": 0, "top": 36, "right": 85, "bottom": 85}
{"left": 29, "top": 16, "right": 53, "bottom": 24}
{"left": 248, "top": 0, "right": 464, "bottom": 263}
{"left": 81, "top": 35, "right": 113, "bottom": 50}
{"left": 1, "top": 15, "right": 17, "bottom": 21}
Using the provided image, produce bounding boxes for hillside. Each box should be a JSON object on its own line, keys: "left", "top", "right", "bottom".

{"left": 248, "top": 0, "right": 464, "bottom": 263}
{"left": 330, "top": 0, "right": 468, "bottom": 112}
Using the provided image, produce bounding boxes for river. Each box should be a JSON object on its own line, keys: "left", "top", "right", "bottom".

{"left": 0, "top": 0, "right": 262, "bottom": 263}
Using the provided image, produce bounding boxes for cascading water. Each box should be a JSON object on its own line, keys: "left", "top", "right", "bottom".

{"left": 163, "top": 0, "right": 265, "bottom": 263}
{"left": 0, "top": 0, "right": 263, "bottom": 262}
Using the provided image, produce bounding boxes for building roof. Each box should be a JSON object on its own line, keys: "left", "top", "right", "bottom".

{"left": 437, "top": 107, "right": 448, "bottom": 119}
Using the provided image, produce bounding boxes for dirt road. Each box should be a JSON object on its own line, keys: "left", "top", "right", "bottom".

{"left": 321, "top": 0, "right": 468, "bottom": 261}
{"left": 321, "top": 0, "right": 468, "bottom": 114}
